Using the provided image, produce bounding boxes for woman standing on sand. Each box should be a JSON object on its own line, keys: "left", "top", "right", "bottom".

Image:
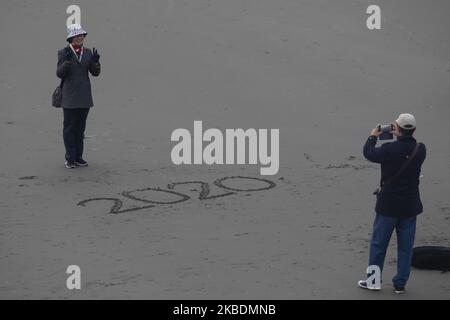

{"left": 56, "top": 24, "right": 101, "bottom": 168}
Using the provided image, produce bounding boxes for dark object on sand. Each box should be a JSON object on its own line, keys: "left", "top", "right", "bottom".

{"left": 412, "top": 246, "right": 450, "bottom": 272}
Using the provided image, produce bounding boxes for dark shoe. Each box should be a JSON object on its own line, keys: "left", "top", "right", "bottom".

{"left": 75, "top": 159, "right": 88, "bottom": 167}
{"left": 358, "top": 280, "right": 381, "bottom": 291}
{"left": 65, "top": 161, "right": 76, "bottom": 169}
{"left": 394, "top": 286, "right": 405, "bottom": 294}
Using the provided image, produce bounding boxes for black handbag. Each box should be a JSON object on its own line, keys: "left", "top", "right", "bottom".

{"left": 373, "top": 142, "right": 422, "bottom": 196}
{"left": 52, "top": 78, "right": 64, "bottom": 108}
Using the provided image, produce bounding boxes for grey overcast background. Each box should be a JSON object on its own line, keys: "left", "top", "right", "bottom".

{"left": 1, "top": 0, "right": 449, "bottom": 299}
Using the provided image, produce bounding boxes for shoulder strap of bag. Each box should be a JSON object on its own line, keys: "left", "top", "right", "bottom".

{"left": 382, "top": 142, "right": 422, "bottom": 187}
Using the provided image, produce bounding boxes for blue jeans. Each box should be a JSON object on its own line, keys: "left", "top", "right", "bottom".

{"left": 369, "top": 213, "right": 417, "bottom": 288}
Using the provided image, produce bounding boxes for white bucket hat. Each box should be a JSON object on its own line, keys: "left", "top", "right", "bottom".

{"left": 66, "top": 23, "right": 88, "bottom": 41}
{"left": 395, "top": 113, "right": 416, "bottom": 129}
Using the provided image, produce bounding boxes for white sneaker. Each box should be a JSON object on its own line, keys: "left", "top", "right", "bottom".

{"left": 358, "top": 280, "right": 381, "bottom": 291}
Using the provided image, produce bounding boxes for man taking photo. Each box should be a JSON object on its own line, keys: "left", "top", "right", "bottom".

{"left": 358, "top": 113, "right": 426, "bottom": 294}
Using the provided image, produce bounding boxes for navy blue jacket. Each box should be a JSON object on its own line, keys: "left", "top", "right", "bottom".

{"left": 363, "top": 135, "right": 426, "bottom": 218}
{"left": 57, "top": 46, "right": 101, "bottom": 108}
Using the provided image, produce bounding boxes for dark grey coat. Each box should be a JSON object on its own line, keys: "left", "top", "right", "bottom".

{"left": 56, "top": 46, "right": 101, "bottom": 108}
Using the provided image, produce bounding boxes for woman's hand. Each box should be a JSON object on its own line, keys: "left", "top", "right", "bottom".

{"left": 62, "top": 59, "right": 75, "bottom": 73}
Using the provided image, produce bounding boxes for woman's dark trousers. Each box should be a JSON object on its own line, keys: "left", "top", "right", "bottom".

{"left": 63, "top": 108, "right": 90, "bottom": 162}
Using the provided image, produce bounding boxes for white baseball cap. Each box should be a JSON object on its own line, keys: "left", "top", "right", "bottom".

{"left": 66, "top": 24, "right": 88, "bottom": 41}
{"left": 395, "top": 113, "right": 416, "bottom": 129}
